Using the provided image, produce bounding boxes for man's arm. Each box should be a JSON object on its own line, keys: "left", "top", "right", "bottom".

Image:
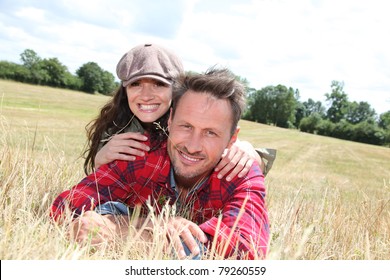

{"left": 69, "top": 209, "right": 207, "bottom": 259}
{"left": 199, "top": 164, "right": 269, "bottom": 259}
{"left": 50, "top": 160, "right": 132, "bottom": 221}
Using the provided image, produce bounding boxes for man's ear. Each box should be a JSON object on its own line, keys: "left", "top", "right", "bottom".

{"left": 227, "top": 127, "right": 240, "bottom": 148}
{"left": 167, "top": 108, "right": 173, "bottom": 129}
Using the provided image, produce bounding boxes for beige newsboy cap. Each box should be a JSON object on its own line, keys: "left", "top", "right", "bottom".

{"left": 116, "top": 43, "right": 184, "bottom": 87}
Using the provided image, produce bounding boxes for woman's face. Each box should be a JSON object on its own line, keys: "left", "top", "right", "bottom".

{"left": 126, "top": 78, "right": 172, "bottom": 124}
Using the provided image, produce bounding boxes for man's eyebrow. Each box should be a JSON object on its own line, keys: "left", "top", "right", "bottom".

{"left": 201, "top": 125, "right": 223, "bottom": 135}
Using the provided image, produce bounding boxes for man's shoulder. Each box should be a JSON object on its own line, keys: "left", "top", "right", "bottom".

{"left": 208, "top": 162, "right": 264, "bottom": 189}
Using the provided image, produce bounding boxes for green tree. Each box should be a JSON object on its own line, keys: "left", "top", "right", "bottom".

{"left": 325, "top": 81, "right": 349, "bottom": 123}
{"left": 245, "top": 85, "right": 298, "bottom": 127}
{"left": 303, "top": 98, "right": 326, "bottom": 117}
{"left": 76, "top": 62, "right": 105, "bottom": 94}
{"left": 20, "top": 49, "right": 41, "bottom": 70}
{"left": 269, "top": 85, "right": 297, "bottom": 128}
{"left": 294, "top": 101, "right": 307, "bottom": 128}
{"left": 40, "top": 58, "right": 68, "bottom": 87}
{"left": 20, "top": 49, "right": 48, "bottom": 84}
{"left": 378, "top": 111, "right": 390, "bottom": 130}
{"left": 101, "top": 70, "right": 117, "bottom": 95}
{"left": 244, "top": 86, "right": 270, "bottom": 124}
{"left": 345, "top": 101, "right": 376, "bottom": 124}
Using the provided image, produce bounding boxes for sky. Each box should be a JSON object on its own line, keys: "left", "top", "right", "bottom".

{"left": 0, "top": 0, "right": 389, "bottom": 114}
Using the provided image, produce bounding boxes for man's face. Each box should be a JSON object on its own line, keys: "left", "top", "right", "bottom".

{"left": 167, "top": 90, "right": 238, "bottom": 187}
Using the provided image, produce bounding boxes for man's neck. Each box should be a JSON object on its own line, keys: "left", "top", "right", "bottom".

{"left": 175, "top": 176, "right": 203, "bottom": 202}
{"left": 174, "top": 173, "right": 210, "bottom": 193}
{"left": 175, "top": 176, "right": 201, "bottom": 191}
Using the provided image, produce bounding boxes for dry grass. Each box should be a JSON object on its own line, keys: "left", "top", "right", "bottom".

{"left": 0, "top": 80, "right": 389, "bottom": 260}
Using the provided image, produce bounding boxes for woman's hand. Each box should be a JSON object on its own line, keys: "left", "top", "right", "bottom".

{"left": 214, "top": 139, "right": 263, "bottom": 181}
{"left": 95, "top": 132, "right": 150, "bottom": 168}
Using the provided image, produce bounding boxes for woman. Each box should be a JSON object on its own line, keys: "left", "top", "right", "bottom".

{"left": 83, "top": 43, "right": 263, "bottom": 179}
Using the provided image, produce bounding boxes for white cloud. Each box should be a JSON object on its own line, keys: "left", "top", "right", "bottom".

{"left": 0, "top": 0, "right": 389, "bottom": 114}
{"left": 14, "top": 6, "right": 46, "bottom": 22}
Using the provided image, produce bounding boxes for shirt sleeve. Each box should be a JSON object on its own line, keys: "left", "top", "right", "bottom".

{"left": 50, "top": 160, "right": 132, "bottom": 221}
{"left": 199, "top": 164, "right": 269, "bottom": 259}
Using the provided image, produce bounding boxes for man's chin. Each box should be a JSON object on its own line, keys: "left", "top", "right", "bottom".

{"left": 173, "top": 165, "right": 203, "bottom": 180}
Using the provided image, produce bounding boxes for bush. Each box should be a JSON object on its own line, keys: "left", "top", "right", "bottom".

{"left": 316, "top": 119, "right": 335, "bottom": 136}
{"left": 332, "top": 120, "right": 354, "bottom": 140}
{"left": 0, "top": 61, "right": 30, "bottom": 82}
{"left": 299, "top": 113, "right": 322, "bottom": 133}
{"left": 352, "top": 121, "right": 386, "bottom": 145}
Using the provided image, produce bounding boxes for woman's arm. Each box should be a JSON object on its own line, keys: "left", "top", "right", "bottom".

{"left": 214, "top": 139, "right": 263, "bottom": 181}
{"left": 95, "top": 132, "right": 150, "bottom": 168}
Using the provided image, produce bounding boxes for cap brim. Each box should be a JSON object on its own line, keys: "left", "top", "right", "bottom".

{"left": 123, "top": 74, "right": 172, "bottom": 87}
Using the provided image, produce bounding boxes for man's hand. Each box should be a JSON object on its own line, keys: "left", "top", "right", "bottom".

{"left": 166, "top": 217, "right": 208, "bottom": 259}
{"left": 69, "top": 211, "right": 128, "bottom": 245}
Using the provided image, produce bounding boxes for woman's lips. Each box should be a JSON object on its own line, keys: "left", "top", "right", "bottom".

{"left": 138, "top": 104, "right": 159, "bottom": 112}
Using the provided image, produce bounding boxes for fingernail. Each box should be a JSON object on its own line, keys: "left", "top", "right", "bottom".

{"left": 217, "top": 174, "right": 222, "bottom": 179}
{"left": 179, "top": 250, "right": 186, "bottom": 259}
{"left": 226, "top": 176, "right": 231, "bottom": 181}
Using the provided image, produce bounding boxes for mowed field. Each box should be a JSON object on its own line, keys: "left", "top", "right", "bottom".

{"left": 0, "top": 79, "right": 389, "bottom": 260}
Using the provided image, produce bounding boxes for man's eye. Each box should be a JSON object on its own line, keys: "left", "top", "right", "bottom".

{"left": 206, "top": 131, "right": 217, "bottom": 137}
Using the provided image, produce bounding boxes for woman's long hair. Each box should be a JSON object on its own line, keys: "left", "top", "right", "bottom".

{"left": 83, "top": 86, "right": 169, "bottom": 174}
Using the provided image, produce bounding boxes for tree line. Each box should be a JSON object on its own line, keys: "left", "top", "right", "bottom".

{"left": 243, "top": 81, "right": 390, "bottom": 146}
{"left": 0, "top": 49, "right": 118, "bottom": 94}
{"left": 1, "top": 49, "right": 389, "bottom": 146}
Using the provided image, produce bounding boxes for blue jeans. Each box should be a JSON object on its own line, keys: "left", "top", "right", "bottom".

{"left": 95, "top": 201, "right": 206, "bottom": 260}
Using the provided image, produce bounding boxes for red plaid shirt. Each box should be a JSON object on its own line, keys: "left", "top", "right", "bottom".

{"left": 51, "top": 140, "right": 269, "bottom": 259}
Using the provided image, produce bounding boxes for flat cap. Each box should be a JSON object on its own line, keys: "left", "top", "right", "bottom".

{"left": 116, "top": 43, "right": 184, "bottom": 86}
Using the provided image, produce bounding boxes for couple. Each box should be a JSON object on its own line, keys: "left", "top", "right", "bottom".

{"left": 51, "top": 44, "right": 271, "bottom": 260}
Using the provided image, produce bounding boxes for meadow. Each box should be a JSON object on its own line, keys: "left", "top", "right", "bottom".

{"left": 0, "top": 79, "right": 389, "bottom": 259}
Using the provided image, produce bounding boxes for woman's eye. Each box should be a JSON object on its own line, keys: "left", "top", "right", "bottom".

{"left": 154, "top": 81, "right": 169, "bottom": 87}
{"left": 130, "top": 81, "right": 141, "bottom": 87}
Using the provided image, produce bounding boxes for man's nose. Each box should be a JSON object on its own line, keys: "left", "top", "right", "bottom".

{"left": 185, "top": 132, "right": 203, "bottom": 154}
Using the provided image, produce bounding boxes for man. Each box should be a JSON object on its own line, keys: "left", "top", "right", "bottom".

{"left": 51, "top": 68, "right": 269, "bottom": 259}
